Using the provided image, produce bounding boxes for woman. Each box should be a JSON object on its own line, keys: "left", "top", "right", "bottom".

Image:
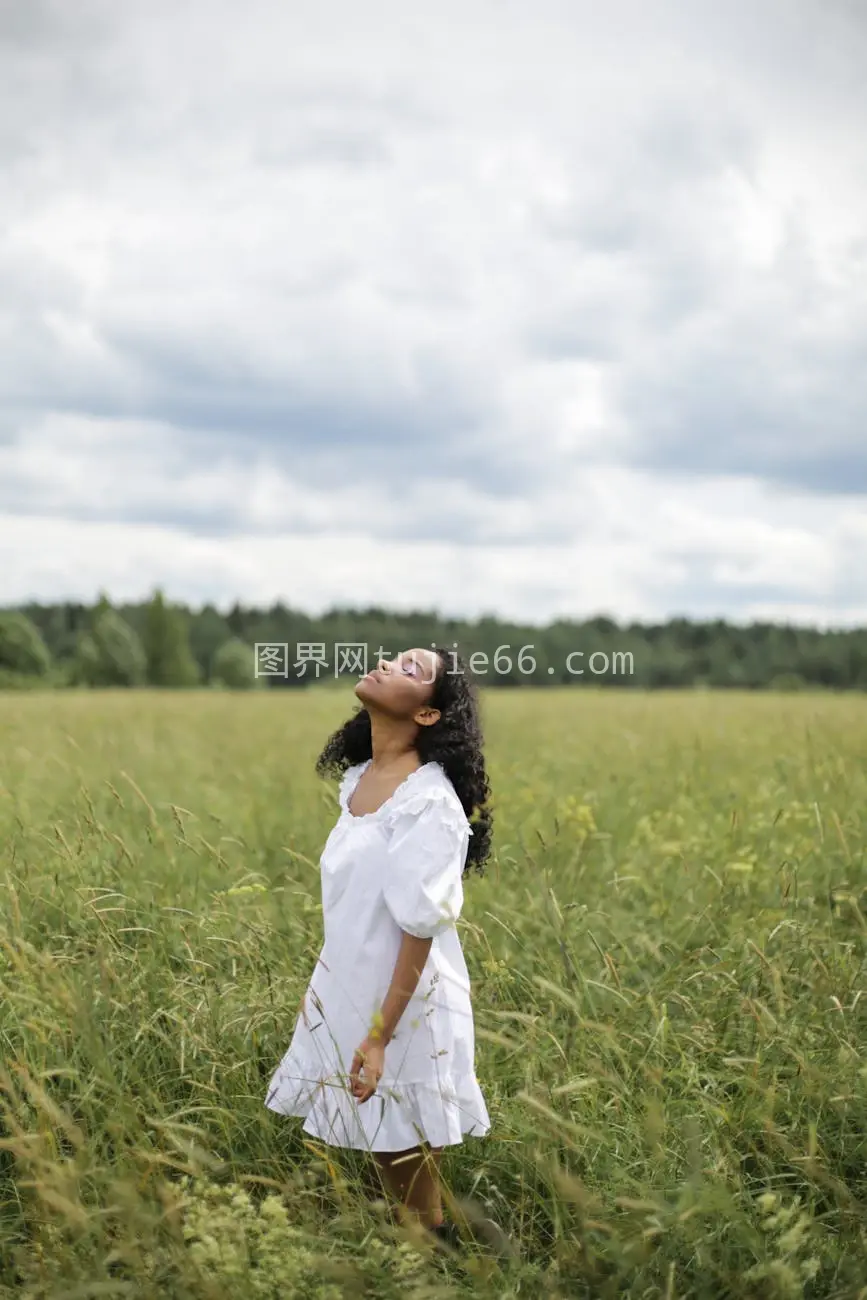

{"left": 265, "top": 645, "right": 492, "bottom": 1242}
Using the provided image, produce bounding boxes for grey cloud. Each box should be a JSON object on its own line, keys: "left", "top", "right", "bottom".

{"left": 636, "top": 102, "right": 758, "bottom": 186}
{"left": 525, "top": 89, "right": 867, "bottom": 496}
{"left": 618, "top": 309, "right": 867, "bottom": 494}
{"left": 0, "top": 0, "right": 106, "bottom": 47}
{"left": 95, "top": 336, "right": 510, "bottom": 486}
{"left": 0, "top": 434, "right": 577, "bottom": 545}
{"left": 247, "top": 84, "right": 442, "bottom": 170}
{"left": 0, "top": 491, "right": 574, "bottom": 546}
{"left": 659, "top": 582, "right": 820, "bottom": 623}
{"left": 2, "top": 0, "right": 867, "bottom": 617}
{"left": 252, "top": 124, "right": 392, "bottom": 171}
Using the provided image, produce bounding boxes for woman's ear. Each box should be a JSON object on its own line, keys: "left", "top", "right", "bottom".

{"left": 414, "top": 705, "right": 441, "bottom": 728}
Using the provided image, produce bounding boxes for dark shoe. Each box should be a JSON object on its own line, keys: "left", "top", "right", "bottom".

{"left": 429, "top": 1220, "right": 462, "bottom": 1250}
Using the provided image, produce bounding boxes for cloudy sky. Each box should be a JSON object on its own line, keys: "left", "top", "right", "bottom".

{"left": 2, "top": 0, "right": 866, "bottom": 625}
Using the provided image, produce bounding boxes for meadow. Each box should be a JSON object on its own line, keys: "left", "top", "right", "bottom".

{"left": 1, "top": 687, "right": 865, "bottom": 1299}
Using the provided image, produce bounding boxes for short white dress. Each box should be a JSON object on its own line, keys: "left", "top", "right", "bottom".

{"left": 265, "top": 759, "right": 491, "bottom": 1154}
{"left": 264, "top": 759, "right": 490, "bottom": 1151}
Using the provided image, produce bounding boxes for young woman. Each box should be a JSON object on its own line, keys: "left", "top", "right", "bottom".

{"left": 265, "top": 645, "right": 492, "bottom": 1241}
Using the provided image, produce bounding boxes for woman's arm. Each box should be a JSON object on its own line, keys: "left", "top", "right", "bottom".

{"left": 351, "top": 796, "right": 466, "bottom": 1103}
{"left": 349, "top": 931, "right": 432, "bottom": 1103}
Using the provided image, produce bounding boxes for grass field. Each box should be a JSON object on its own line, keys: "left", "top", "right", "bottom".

{"left": 1, "top": 687, "right": 866, "bottom": 1298}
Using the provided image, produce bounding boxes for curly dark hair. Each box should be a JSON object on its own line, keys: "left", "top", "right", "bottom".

{"left": 315, "top": 646, "right": 492, "bottom": 873}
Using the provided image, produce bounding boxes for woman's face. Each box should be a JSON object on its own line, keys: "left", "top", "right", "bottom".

{"left": 355, "top": 646, "right": 441, "bottom": 721}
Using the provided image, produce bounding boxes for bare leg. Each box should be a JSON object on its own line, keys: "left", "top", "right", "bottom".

{"left": 373, "top": 1145, "right": 444, "bottom": 1229}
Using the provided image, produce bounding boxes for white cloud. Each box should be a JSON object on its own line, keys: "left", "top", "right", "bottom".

{"left": 2, "top": 0, "right": 866, "bottom": 623}
{"left": 4, "top": 426, "right": 866, "bottom": 626}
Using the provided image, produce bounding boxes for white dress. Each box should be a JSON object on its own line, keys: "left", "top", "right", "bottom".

{"left": 264, "top": 759, "right": 491, "bottom": 1151}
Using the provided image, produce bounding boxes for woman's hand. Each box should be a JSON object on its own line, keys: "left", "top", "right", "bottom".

{"left": 349, "top": 1036, "right": 386, "bottom": 1103}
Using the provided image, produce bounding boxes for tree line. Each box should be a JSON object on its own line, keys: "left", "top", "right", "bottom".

{"left": 0, "top": 593, "right": 865, "bottom": 690}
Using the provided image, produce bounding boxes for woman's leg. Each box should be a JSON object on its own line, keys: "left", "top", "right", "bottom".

{"left": 373, "top": 1145, "right": 444, "bottom": 1229}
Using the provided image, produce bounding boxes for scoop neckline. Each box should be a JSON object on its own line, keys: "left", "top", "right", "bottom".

{"left": 345, "top": 759, "right": 438, "bottom": 821}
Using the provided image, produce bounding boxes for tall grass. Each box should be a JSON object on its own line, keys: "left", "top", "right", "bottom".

{"left": 1, "top": 688, "right": 865, "bottom": 1298}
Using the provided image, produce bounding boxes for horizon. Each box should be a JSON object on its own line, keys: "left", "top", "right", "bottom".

{"left": 6, "top": 591, "right": 865, "bottom": 636}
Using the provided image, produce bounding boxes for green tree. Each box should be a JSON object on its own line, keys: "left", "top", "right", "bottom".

{"left": 143, "top": 589, "right": 200, "bottom": 686}
{"left": 0, "top": 612, "right": 52, "bottom": 677}
{"left": 76, "top": 609, "right": 147, "bottom": 686}
{"left": 211, "top": 638, "right": 260, "bottom": 689}
{"left": 189, "top": 604, "right": 233, "bottom": 681}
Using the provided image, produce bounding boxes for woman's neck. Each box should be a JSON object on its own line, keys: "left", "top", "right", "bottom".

{"left": 368, "top": 712, "right": 419, "bottom": 770}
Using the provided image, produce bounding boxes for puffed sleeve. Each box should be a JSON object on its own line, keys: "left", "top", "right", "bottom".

{"left": 382, "top": 794, "right": 470, "bottom": 939}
